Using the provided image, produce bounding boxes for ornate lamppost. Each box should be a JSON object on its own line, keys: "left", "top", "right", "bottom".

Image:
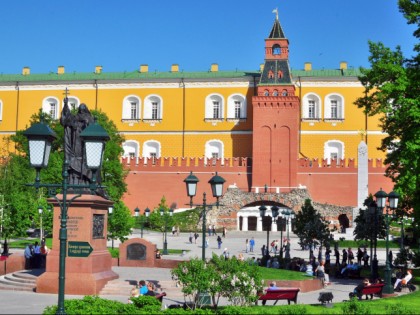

{"left": 281, "top": 209, "right": 295, "bottom": 259}
{"left": 23, "top": 116, "right": 109, "bottom": 315}
{"left": 184, "top": 171, "right": 225, "bottom": 261}
{"left": 38, "top": 206, "right": 44, "bottom": 241}
{"left": 135, "top": 207, "right": 150, "bottom": 238}
{"left": 367, "top": 201, "right": 379, "bottom": 280}
{"left": 160, "top": 207, "right": 173, "bottom": 255}
{"left": 374, "top": 188, "right": 399, "bottom": 294}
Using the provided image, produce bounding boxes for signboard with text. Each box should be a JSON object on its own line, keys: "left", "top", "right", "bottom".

{"left": 68, "top": 241, "right": 93, "bottom": 257}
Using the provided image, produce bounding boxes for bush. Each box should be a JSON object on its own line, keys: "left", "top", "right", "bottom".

{"left": 217, "top": 306, "right": 250, "bottom": 315}
{"left": 341, "top": 298, "right": 371, "bottom": 315}
{"left": 385, "top": 303, "right": 416, "bottom": 315}
{"left": 43, "top": 296, "right": 142, "bottom": 314}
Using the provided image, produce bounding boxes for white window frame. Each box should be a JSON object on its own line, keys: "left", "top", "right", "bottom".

{"left": 42, "top": 97, "right": 60, "bottom": 119}
{"left": 324, "top": 93, "right": 344, "bottom": 120}
{"left": 205, "top": 140, "right": 224, "bottom": 165}
{"left": 205, "top": 94, "right": 224, "bottom": 121}
{"left": 302, "top": 93, "right": 321, "bottom": 121}
{"left": 65, "top": 96, "right": 81, "bottom": 111}
{"left": 227, "top": 94, "right": 247, "bottom": 121}
{"left": 143, "top": 140, "right": 161, "bottom": 164}
{"left": 122, "top": 140, "right": 140, "bottom": 158}
{"left": 122, "top": 95, "right": 141, "bottom": 122}
{"left": 324, "top": 140, "right": 345, "bottom": 165}
{"left": 144, "top": 95, "right": 163, "bottom": 123}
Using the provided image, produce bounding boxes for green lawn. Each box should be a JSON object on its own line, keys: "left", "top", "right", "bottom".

{"left": 259, "top": 267, "right": 313, "bottom": 281}
{"left": 7, "top": 238, "right": 53, "bottom": 249}
{"left": 337, "top": 239, "right": 401, "bottom": 249}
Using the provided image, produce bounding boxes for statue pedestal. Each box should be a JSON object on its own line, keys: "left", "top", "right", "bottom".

{"left": 37, "top": 194, "right": 118, "bottom": 295}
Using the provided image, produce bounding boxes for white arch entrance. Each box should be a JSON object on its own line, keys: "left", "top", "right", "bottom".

{"left": 236, "top": 205, "right": 293, "bottom": 232}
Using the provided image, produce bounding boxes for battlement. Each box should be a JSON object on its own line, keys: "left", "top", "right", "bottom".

{"left": 121, "top": 156, "right": 252, "bottom": 172}
{"left": 297, "top": 158, "right": 387, "bottom": 170}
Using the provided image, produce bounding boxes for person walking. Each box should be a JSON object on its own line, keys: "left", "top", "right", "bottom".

{"left": 217, "top": 235, "right": 222, "bottom": 249}
{"left": 249, "top": 237, "right": 255, "bottom": 252}
{"left": 342, "top": 249, "right": 348, "bottom": 265}
{"left": 245, "top": 239, "right": 249, "bottom": 253}
{"left": 334, "top": 248, "right": 340, "bottom": 266}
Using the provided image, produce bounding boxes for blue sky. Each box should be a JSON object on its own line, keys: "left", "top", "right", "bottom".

{"left": 0, "top": 0, "right": 416, "bottom": 74}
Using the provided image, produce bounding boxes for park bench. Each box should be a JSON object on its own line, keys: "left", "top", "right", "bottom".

{"left": 349, "top": 283, "right": 384, "bottom": 300}
{"left": 256, "top": 288, "right": 300, "bottom": 305}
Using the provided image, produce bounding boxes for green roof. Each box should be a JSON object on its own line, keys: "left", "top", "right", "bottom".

{"left": 0, "top": 68, "right": 362, "bottom": 83}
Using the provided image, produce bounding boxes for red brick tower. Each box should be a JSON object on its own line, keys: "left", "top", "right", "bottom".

{"left": 252, "top": 13, "right": 300, "bottom": 192}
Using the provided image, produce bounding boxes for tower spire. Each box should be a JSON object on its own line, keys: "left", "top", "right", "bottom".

{"left": 272, "top": 8, "right": 279, "bottom": 21}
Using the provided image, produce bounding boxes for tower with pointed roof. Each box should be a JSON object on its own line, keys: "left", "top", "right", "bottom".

{"left": 251, "top": 12, "right": 300, "bottom": 192}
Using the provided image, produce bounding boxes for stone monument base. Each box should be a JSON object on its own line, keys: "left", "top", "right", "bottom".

{"left": 36, "top": 194, "right": 118, "bottom": 295}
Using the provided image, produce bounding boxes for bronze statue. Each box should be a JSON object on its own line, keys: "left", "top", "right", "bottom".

{"left": 60, "top": 98, "right": 94, "bottom": 186}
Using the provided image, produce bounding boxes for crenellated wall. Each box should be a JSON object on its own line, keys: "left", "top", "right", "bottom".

{"left": 121, "top": 156, "right": 393, "bottom": 214}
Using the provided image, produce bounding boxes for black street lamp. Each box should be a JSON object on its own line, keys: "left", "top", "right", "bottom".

{"left": 23, "top": 118, "right": 109, "bottom": 315}
{"left": 281, "top": 209, "right": 295, "bottom": 259}
{"left": 368, "top": 201, "right": 379, "bottom": 280}
{"left": 184, "top": 171, "right": 225, "bottom": 261}
{"left": 374, "top": 188, "right": 399, "bottom": 295}
{"left": 160, "top": 207, "right": 173, "bottom": 255}
{"left": 135, "top": 207, "right": 150, "bottom": 238}
{"left": 259, "top": 199, "right": 280, "bottom": 257}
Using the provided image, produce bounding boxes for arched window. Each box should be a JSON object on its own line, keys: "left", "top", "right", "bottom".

{"left": 42, "top": 97, "right": 60, "bottom": 119}
{"left": 144, "top": 95, "right": 163, "bottom": 120}
{"left": 302, "top": 93, "right": 321, "bottom": 120}
{"left": 277, "top": 70, "right": 283, "bottom": 79}
{"left": 324, "top": 140, "right": 344, "bottom": 165}
{"left": 282, "top": 89, "right": 288, "bottom": 96}
{"left": 205, "top": 94, "right": 224, "bottom": 120}
{"left": 272, "top": 44, "right": 281, "bottom": 55}
{"left": 65, "top": 96, "right": 80, "bottom": 111}
{"left": 324, "top": 94, "right": 344, "bottom": 120}
{"left": 273, "top": 90, "right": 278, "bottom": 96}
{"left": 143, "top": 140, "right": 161, "bottom": 165}
{"left": 268, "top": 70, "right": 274, "bottom": 79}
{"left": 264, "top": 90, "right": 269, "bottom": 96}
{"left": 227, "top": 94, "right": 247, "bottom": 119}
{"left": 122, "top": 95, "right": 141, "bottom": 121}
{"left": 122, "top": 140, "right": 140, "bottom": 158}
{"left": 205, "top": 140, "right": 224, "bottom": 165}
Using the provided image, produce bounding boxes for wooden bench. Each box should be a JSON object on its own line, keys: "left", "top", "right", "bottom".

{"left": 350, "top": 283, "right": 384, "bottom": 300}
{"left": 256, "top": 288, "right": 300, "bottom": 305}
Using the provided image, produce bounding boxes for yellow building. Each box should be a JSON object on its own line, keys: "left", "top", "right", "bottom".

{"left": 0, "top": 13, "right": 387, "bottom": 211}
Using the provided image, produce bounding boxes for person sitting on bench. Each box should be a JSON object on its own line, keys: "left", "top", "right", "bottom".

{"left": 394, "top": 270, "right": 412, "bottom": 291}
{"left": 267, "top": 281, "right": 279, "bottom": 291}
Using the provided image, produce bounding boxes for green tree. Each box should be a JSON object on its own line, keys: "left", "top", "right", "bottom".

{"left": 294, "top": 199, "right": 332, "bottom": 259}
{"left": 108, "top": 201, "right": 135, "bottom": 248}
{"left": 355, "top": 0, "right": 420, "bottom": 220}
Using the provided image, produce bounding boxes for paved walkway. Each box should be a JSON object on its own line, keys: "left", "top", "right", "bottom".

{"left": 0, "top": 230, "right": 409, "bottom": 314}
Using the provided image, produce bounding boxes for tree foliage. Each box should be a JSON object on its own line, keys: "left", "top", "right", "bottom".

{"left": 294, "top": 199, "right": 332, "bottom": 256}
{"left": 355, "top": 0, "right": 420, "bottom": 220}
{"left": 171, "top": 255, "right": 263, "bottom": 309}
{"left": 353, "top": 195, "right": 386, "bottom": 242}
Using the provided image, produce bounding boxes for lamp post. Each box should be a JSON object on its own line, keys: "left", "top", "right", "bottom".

{"left": 160, "top": 207, "right": 173, "bottom": 255}
{"left": 281, "top": 209, "right": 295, "bottom": 259}
{"left": 38, "top": 206, "right": 44, "bottom": 241}
{"left": 375, "top": 188, "right": 399, "bottom": 295}
{"left": 368, "top": 201, "right": 379, "bottom": 280}
{"left": 135, "top": 207, "right": 150, "bottom": 238}
{"left": 259, "top": 204, "right": 279, "bottom": 257}
{"left": 184, "top": 171, "right": 225, "bottom": 261}
{"left": 23, "top": 117, "right": 109, "bottom": 315}
{"left": 108, "top": 206, "right": 114, "bottom": 249}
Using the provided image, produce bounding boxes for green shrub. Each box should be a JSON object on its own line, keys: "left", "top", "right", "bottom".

{"left": 217, "top": 306, "right": 250, "bottom": 314}
{"left": 341, "top": 298, "right": 371, "bottom": 315}
{"left": 43, "top": 296, "right": 142, "bottom": 314}
{"left": 108, "top": 248, "right": 119, "bottom": 258}
{"left": 130, "top": 295, "right": 162, "bottom": 310}
{"left": 385, "top": 302, "right": 416, "bottom": 315}
{"left": 277, "top": 305, "right": 308, "bottom": 314}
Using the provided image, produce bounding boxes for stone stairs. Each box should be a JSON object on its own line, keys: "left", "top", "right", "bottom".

{"left": 0, "top": 270, "right": 40, "bottom": 292}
